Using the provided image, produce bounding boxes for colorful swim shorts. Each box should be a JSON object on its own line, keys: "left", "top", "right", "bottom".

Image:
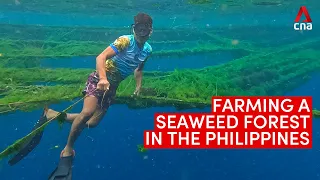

{"left": 82, "top": 71, "right": 119, "bottom": 109}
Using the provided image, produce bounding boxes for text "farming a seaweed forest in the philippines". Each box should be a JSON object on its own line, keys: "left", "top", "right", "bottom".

{"left": 144, "top": 96, "right": 313, "bottom": 149}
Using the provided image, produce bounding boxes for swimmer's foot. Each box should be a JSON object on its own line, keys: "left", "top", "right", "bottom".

{"left": 45, "top": 107, "right": 60, "bottom": 120}
{"left": 61, "top": 147, "right": 75, "bottom": 157}
{"left": 48, "top": 149, "right": 75, "bottom": 180}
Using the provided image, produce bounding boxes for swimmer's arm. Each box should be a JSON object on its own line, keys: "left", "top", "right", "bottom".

{"left": 134, "top": 63, "right": 143, "bottom": 94}
{"left": 96, "top": 36, "right": 130, "bottom": 80}
{"left": 134, "top": 57, "right": 149, "bottom": 95}
{"left": 96, "top": 46, "right": 116, "bottom": 80}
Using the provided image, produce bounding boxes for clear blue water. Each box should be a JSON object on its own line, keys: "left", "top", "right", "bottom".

{"left": 1, "top": 7, "right": 320, "bottom": 180}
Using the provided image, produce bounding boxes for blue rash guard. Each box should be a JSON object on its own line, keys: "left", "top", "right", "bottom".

{"left": 105, "top": 35, "right": 152, "bottom": 84}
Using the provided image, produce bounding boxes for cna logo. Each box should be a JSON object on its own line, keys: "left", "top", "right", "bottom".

{"left": 294, "top": 6, "right": 312, "bottom": 31}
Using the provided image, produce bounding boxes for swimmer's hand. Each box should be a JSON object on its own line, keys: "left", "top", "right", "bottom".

{"left": 133, "top": 88, "right": 141, "bottom": 96}
{"left": 131, "top": 88, "right": 141, "bottom": 98}
{"left": 97, "top": 78, "right": 110, "bottom": 91}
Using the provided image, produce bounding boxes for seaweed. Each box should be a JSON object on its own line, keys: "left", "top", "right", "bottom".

{"left": 0, "top": 23, "right": 319, "bottom": 113}
{"left": 313, "top": 110, "right": 320, "bottom": 118}
{"left": 0, "top": 44, "right": 319, "bottom": 112}
{"left": 188, "top": 0, "right": 213, "bottom": 5}
{"left": 0, "top": 21, "right": 319, "bottom": 161}
{"left": 252, "top": 1, "right": 282, "bottom": 6}
{"left": 0, "top": 24, "right": 259, "bottom": 68}
{"left": 137, "top": 144, "right": 148, "bottom": 153}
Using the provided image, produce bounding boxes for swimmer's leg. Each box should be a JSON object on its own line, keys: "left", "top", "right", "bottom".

{"left": 45, "top": 106, "right": 106, "bottom": 128}
{"left": 62, "top": 95, "right": 104, "bottom": 156}
{"left": 48, "top": 95, "right": 108, "bottom": 180}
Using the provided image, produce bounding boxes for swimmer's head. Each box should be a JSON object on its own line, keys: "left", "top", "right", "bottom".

{"left": 132, "top": 12, "right": 153, "bottom": 44}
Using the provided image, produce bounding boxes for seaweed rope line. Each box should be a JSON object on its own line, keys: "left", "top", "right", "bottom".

{"left": 0, "top": 95, "right": 87, "bottom": 159}
{"left": 0, "top": 88, "right": 117, "bottom": 115}
{"left": 0, "top": 76, "right": 136, "bottom": 114}
{"left": 0, "top": 109, "right": 16, "bottom": 114}
{"left": 0, "top": 87, "right": 113, "bottom": 157}
{"left": 0, "top": 73, "right": 202, "bottom": 115}
{"left": 0, "top": 86, "right": 122, "bottom": 158}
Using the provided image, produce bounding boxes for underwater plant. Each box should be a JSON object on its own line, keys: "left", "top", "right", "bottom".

{"left": 137, "top": 144, "right": 148, "bottom": 153}
{"left": 187, "top": 0, "right": 213, "bottom": 5}
{"left": 0, "top": 22, "right": 320, "bottom": 163}
{"left": 0, "top": 23, "right": 318, "bottom": 112}
{"left": 313, "top": 110, "right": 320, "bottom": 118}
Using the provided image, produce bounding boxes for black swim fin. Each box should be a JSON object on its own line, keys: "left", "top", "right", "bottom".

{"left": 8, "top": 107, "right": 50, "bottom": 166}
{"left": 48, "top": 155, "right": 74, "bottom": 180}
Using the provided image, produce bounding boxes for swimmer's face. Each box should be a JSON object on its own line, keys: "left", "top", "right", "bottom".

{"left": 133, "top": 23, "right": 152, "bottom": 44}
{"left": 134, "top": 32, "right": 151, "bottom": 44}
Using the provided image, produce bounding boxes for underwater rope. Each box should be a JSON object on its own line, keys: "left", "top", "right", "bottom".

{"left": 0, "top": 83, "right": 125, "bottom": 160}
{"left": 0, "top": 78, "right": 211, "bottom": 115}
{"left": 0, "top": 108, "right": 16, "bottom": 114}
{"left": 0, "top": 94, "right": 87, "bottom": 160}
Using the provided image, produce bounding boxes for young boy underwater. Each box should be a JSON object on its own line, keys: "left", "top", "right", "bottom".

{"left": 9, "top": 12, "right": 153, "bottom": 180}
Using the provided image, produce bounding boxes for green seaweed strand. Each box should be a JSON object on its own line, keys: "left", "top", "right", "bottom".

{"left": 313, "top": 110, "right": 320, "bottom": 118}
{"left": 0, "top": 95, "right": 86, "bottom": 160}
{"left": 137, "top": 144, "right": 147, "bottom": 153}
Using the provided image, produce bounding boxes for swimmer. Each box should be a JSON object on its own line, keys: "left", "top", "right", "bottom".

{"left": 48, "top": 12, "right": 153, "bottom": 180}
{"left": 10, "top": 12, "right": 153, "bottom": 179}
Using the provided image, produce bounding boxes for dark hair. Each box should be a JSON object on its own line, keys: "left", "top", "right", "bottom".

{"left": 134, "top": 12, "right": 153, "bottom": 28}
